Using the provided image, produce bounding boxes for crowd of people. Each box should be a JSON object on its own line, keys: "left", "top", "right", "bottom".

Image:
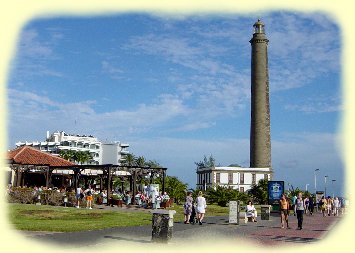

{"left": 73, "top": 185, "right": 171, "bottom": 209}
{"left": 279, "top": 193, "right": 347, "bottom": 230}
{"left": 10, "top": 184, "right": 172, "bottom": 210}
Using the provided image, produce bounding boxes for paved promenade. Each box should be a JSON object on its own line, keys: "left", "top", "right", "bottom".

{"left": 20, "top": 206, "right": 343, "bottom": 248}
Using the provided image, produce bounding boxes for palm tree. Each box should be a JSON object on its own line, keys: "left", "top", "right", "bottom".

{"left": 59, "top": 149, "right": 75, "bottom": 162}
{"left": 135, "top": 156, "right": 146, "bottom": 167}
{"left": 76, "top": 151, "right": 93, "bottom": 165}
{"left": 145, "top": 160, "right": 161, "bottom": 168}
{"left": 122, "top": 153, "right": 136, "bottom": 166}
{"left": 164, "top": 176, "right": 188, "bottom": 204}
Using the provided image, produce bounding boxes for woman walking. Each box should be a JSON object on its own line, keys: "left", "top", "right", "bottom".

{"left": 183, "top": 192, "right": 193, "bottom": 224}
{"left": 295, "top": 192, "right": 305, "bottom": 230}
{"left": 326, "top": 196, "right": 333, "bottom": 216}
{"left": 85, "top": 186, "right": 93, "bottom": 209}
{"left": 308, "top": 196, "right": 314, "bottom": 215}
{"left": 279, "top": 194, "right": 290, "bottom": 228}
{"left": 196, "top": 191, "right": 207, "bottom": 225}
{"left": 321, "top": 196, "right": 327, "bottom": 217}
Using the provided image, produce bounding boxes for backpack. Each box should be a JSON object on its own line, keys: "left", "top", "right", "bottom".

{"left": 87, "top": 190, "right": 92, "bottom": 196}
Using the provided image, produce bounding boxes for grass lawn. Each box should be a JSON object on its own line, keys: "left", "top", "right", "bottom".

{"left": 168, "top": 203, "right": 229, "bottom": 221}
{"left": 8, "top": 203, "right": 152, "bottom": 232}
{"left": 8, "top": 203, "right": 230, "bottom": 232}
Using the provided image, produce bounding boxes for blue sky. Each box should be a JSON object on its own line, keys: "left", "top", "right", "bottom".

{"left": 7, "top": 11, "right": 343, "bottom": 196}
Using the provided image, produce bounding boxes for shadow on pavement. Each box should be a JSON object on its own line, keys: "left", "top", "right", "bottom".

{"left": 104, "top": 235, "right": 151, "bottom": 244}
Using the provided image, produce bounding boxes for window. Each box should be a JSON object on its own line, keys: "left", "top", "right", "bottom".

{"left": 240, "top": 187, "right": 244, "bottom": 192}
{"left": 264, "top": 174, "right": 268, "bottom": 180}
{"left": 240, "top": 173, "right": 244, "bottom": 184}
{"left": 228, "top": 173, "right": 233, "bottom": 184}
{"left": 216, "top": 173, "right": 220, "bottom": 184}
{"left": 252, "top": 173, "right": 256, "bottom": 185}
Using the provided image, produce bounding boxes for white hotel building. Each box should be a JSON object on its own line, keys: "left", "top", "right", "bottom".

{"left": 196, "top": 166, "right": 272, "bottom": 192}
{"left": 15, "top": 131, "right": 129, "bottom": 165}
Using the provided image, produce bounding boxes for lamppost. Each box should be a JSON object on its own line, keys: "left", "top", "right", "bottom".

{"left": 306, "top": 184, "right": 309, "bottom": 192}
{"left": 331, "top": 179, "right": 336, "bottom": 198}
{"left": 324, "top": 175, "right": 328, "bottom": 197}
{"left": 314, "top": 169, "right": 319, "bottom": 194}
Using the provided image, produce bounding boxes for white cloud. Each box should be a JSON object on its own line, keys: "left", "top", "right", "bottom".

{"left": 10, "top": 28, "right": 63, "bottom": 80}
{"left": 101, "top": 60, "right": 124, "bottom": 80}
{"left": 126, "top": 131, "right": 343, "bottom": 190}
{"left": 285, "top": 94, "right": 343, "bottom": 113}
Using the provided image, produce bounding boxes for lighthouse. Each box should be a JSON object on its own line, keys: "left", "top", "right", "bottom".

{"left": 249, "top": 19, "right": 271, "bottom": 169}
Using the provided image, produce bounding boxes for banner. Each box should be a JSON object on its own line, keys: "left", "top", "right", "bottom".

{"left": 268, "top": 181, "right": 284, "bottom": 205}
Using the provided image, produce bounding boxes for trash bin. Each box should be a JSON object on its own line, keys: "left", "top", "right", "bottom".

{"left": 260, "top": 205, "right": 271, "bottom": 220}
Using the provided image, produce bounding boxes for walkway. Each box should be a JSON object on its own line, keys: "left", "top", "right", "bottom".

{"left": 20, "top": 208, "right": 343, "bottom": 248}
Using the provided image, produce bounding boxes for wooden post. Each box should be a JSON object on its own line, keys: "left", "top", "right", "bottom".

{"left": 132, "top": 170, "right": 137, "bottom": 205}
{"left": 129, "top": 175, "right": 133, "bottom": 192}
{"left": 99, "top": 175, "right": 103, "bottom": 192}
{"left": 162, "top": 169, "right": 166, "bottom": 194}
{"left": 15, "top": 167, "right": 21, "bottom": 187}
{"left": 73, "top": 169, "right": 78, "bottom": 189}
{"left": 106, "top": 166, "right": 112, "bottom": 204}
{"left": 45, "top": 167, "right": 50, "bottom": 188}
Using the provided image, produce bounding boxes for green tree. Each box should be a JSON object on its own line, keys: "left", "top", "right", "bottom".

{"left": 74, "top": 151, "right": 93, "bottom": 165}
{"left": 135, "top": 156, "right": 146, "bottom": 167}
{"left": 122, "top": 153, "right": 136, "bottom": 166}
{"left": 59, "top": 150, "right": 92, "bottom": 164}
{"left": 206, "top": 186, "right": 250, "bottom": 207}
{"left": 195, "top": 154, "right": 216, "bottom": 169}
{"left": 163, "top": 176, "right": 188, "bottom": 204}
{"left": 145, "top": 159, "right": 161, "bottom": 168}
{"left": 248, "top": 179, "right": 268, "bottom": 204}
{"left": 285, "top": 186, "right": 303, "bottom": 199}
{"left": 59, "top": 149, "right": 75, "bottom": 161}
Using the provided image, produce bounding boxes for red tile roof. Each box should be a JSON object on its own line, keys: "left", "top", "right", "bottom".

{"left": 7, "top": 146, "right": 75, "bottom": 167}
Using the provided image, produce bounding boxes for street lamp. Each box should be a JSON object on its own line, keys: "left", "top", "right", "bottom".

{"left": 331, "top": 179, "right": 336, "bottom": 198}
{"left": 314, "top": 169, "right": 319, "bottom": 193}
{"left": 324, "top": 175, "right": 328, "bottom": 197}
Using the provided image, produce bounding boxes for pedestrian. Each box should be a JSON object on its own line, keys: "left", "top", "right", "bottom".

{"left": 292, "top": 195, "right": 297, "bottom": 216}
{"left": 327, "top": 196, "right": 333, "bottom": 216}
{"left": 196, "top": 191, "right": 207, "bottom": 225}
{"left": 321, "top": 196, "right": 327, "bottom": 217}
{"left": 279, "top": 194, "right": 290, "bottom": 228}
{"left": 340, "top": 197, "right": 345, "bottom": 214}
{"left": 295, "top": 192, "right": 305, "bottom": 230}
{"left": 333, "top": 197, "right": 340, "bottom": 216}
{"left": 76, "top": 186, "right": 83, "bottom": 208}
{"left": 85, "top": 186, "right": 93, "bottom": 209}
{"left": 101, "top": 190, "right": 107, "bottom": 204}
{"left": 183, "top": 192, "right": 193, "bottom": 224}
{"left": 308, "top": 196, "right": 314, "bottom": 215}
{"left": 304, "top": 197, "right": 309, "bottom": 215}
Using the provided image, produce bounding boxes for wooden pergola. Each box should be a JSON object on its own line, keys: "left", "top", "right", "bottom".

{"left": 7, "top": 146, "right": 167, "bottom": 204}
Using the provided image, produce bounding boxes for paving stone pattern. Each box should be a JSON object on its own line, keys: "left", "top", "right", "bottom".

{"left": 19, "top": 207, "right": 342, "bottom": 247}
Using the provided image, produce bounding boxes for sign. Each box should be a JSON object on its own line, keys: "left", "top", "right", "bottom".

{"left": 268, "top": 181, "right": 284, "bottom": 205}
{"left": 229, "top": 201, "right": 239, "bottom": 224}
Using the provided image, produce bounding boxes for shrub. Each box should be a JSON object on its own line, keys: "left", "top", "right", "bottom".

{"left": 7, "top": 187, "right": 77, "bottom": 206}
{"left": 7, "top": 187, "right": 36, "bottom": 204}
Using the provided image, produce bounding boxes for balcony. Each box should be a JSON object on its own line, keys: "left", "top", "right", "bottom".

{"left": 120, "top": 150, "right": 129, "bottom": 155}
{"left": 120, "top": 143, "right": 129, "bottom": 148}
